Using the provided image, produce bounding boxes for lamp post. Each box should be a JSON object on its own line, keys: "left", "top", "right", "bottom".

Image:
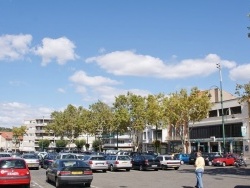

{"left": 216, "top": 62, "right": 226, "bottom": 154}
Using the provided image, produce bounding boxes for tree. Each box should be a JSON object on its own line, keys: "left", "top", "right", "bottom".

{"left": 74, "top": 139, "right": 86, "bottom": 151}
{"left": 146, "top": 94, "right": 166, "bottom": 153}
{"left": 46, "top": 105, "right": 84, "bottom": 149}
{"left": 88, "top": 101, "right": 114, "bottom": 139}
{"left": 92, "top": 139, "right": 102, "bottom": 152}
{"left": 38, "top": 139, "right": 50, "bottom": 150}
{"left": 56, "top": 140, "right": 68, "bottom": 148}
{"left": 113, "top": 94, "right": 131, "bottom": 150}
{"left": 12, "top": 126, "right": 27, "bottom": 152}
{"left": 128, "top": 93, "right": 147, "bottom": 152}
{"left": 163, "top": 87, "right": 212, "bottom": 153}
{"left": 235, "top": 82, "right": 250, "bottom": 103}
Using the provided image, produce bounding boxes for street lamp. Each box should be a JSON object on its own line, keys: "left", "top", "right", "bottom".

{"left": 216, "top": 62, "right": 226, "bottom": 154}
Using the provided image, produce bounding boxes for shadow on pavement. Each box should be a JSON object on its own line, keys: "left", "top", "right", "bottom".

{"left": 234, "top": 186, "right": 250, "bottom": 188}
{"left": 179, "top": 166, "right": 250, "bottom": 176}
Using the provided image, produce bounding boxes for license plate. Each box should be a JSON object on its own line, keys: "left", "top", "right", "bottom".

{"left": 152, "top": 165, "right": 157, "bottom": 167}
{"left": 72, "top": 171, "right": 83, "bottom": 175}
{"left": 97, "top": 163, "right": 104, "bottom": 165}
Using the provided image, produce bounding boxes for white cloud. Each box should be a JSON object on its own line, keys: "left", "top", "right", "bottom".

{"left": 0, "top": 102, "right": 54, "bottom": 128}
{"left": 69, "top": 70, "right": 120, "bottom": 86}
{"left": 34, "top": 37, "right": 78, "bottom": 66}
{"left": 86, "top": 51, "right": 237, "bottom": 79}
{"left": 69, "top": 70, "right": 150, "bottom": 105}
{"left": 57, "top": 88, "right": 66, "bottom": 93}
{"left": 0, "top": 34, "right": 32, "bottom": 61}
{"left": 229, "top": 64, "right": 250, "bottom": 81}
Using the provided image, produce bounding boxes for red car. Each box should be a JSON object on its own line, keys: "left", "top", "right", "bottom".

{"left": 212, "top": 154, "right": 237, "bottom": 167}
{"left": 0, "top": 157, "right": 31, "bottom": 187}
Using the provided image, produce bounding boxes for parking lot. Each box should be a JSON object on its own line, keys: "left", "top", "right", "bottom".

{"left": 30, "top": 164, "right": 250, "bottom": 188}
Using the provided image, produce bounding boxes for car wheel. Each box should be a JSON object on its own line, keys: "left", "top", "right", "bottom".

{"left": 85, "top": 183, "right": 91, "bottom": 187}
{"left": 154, "top": 168, "right": 158, "bottom": 171}
{"left": 126, "top": 168, "right": 130, "bottom": 171}
{"left": 161, "top": 165, "right": 165, "bottom": 170}
{"left": 46, "top": 174, "right": 50, "bottom": 183}
{"left": 139, "top": 165, "right": 143, "bottom": 171}
{"left": 103, "top": 169, "right": 107, "bottom": 173}
{"left": 55, "top": 178, "right": 61, "bottom": 188}
{"left": 174, "top": 167, "right": 179, "bottom": 170}
{"left": 36, "top": 166, "right": 39, "bottom": 170}
{"left": 22, "top": 184, "right": 30, "bottom": 188}
{"left": 222, "top": 162, "right": 226, "bottom": 167}
{"left": 110, "top": 165, "right": 114, "bottom": 172}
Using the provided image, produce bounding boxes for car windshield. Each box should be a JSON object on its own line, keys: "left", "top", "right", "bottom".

{"left": 0, "top": 159, "right": 26, "bottom": 169}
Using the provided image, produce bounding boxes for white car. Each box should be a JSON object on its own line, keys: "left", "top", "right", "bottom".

{"left": 83, "top": 155, "right": 108, "bottom": 172}
{"left": 106, "top": 155, "right": 132, "bottom": 171}
{"left": 156, "top": 155, "right": 181, "bottom": 170}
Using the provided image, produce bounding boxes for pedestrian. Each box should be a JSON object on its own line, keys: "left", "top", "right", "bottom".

{"left": 194, "top": 151, "right": 205, "bottom": 188}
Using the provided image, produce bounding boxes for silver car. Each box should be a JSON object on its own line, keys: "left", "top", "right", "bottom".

{"left": 22, "top": 154, "right": 40, "bottom": 170}
{"left": 83, "top": 155, "right": 108, "bottom": 172}
{"left": 106, "top": 155, "right": 132, "bottom": 171}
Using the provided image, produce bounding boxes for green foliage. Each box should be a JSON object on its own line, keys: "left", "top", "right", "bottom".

{"left": 74, "top": 139, "right": 86, "bottom": 150}
{"left": 235, "top": 82, "right": 250, "bottom": 103}
{"left": 0, "top": 127, "right": 12, "bottom": 132}
{"left": 92, "top": 139, "right": 102, "bottom": 152}
{"left": 38, "top": 139, "right": 50, "bottom": 149}
{"left": 56, "top": 140, "right": 68, "bottom": 148}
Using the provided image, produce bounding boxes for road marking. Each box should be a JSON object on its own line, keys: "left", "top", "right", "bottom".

{"left": 31, "top": 181, "right": 44, "bottom": 188}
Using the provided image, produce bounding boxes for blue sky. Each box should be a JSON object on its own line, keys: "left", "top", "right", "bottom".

{"left": 0, "top": 0, "right": 250, "bottom": 128}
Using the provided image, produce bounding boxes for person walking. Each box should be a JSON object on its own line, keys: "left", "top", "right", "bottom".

{"left": 194, "top": 152, "right": 205, "bottom": 188}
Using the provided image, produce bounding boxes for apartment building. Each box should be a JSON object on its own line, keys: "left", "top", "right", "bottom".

{"left": 21, "top": 118, "right": 95, "bottom": 152}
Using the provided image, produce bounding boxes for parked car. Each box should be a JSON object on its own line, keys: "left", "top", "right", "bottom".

{"left": 0, "top": 157, "right": 31, "bottom": 187}
{"left": 174, "top": 153, "right": 190, "bottom": 164}
{"left": 83, "top": 155, "right": 108, "bottom": 172}
{"left": 106, "top": 155, "right": 132, "bottom": 171}
{"left": 204, "top": 152, "right": 222, "bottom": 166}
{"left": 11, "top": 152, "right": 22, "bottom": 158}
{"left": 0, "top": 152, "right": 12, "bottom": 158}
{"left": 42, "top": 153, "right": 58, "bottom": 169}
{"left": 75, "top": 154, "right": 85, "bottom": 160}
{"left": 46, "top": 159, "right": 93, "bottom": 188}
{"left": 131, "top": 154, "right": 161, "bottom": 171}
{"left": 22, "top": 153, "right": 40, "bottom": 170}
{"left": 212, "top": 154, "right": 237, "bottom": 166}
{"left": 56, "top": 153, "right": 78, "bottom": 160}
{"left": 156, "top": 155, "right": 181, "bottom": 170}
{"left": 188, "top": 152, "right": 197, "bottom": 165}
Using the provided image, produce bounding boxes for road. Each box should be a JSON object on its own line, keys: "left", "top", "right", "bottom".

{"left": 29, "top": 164, "right": 250, "bottom": 188}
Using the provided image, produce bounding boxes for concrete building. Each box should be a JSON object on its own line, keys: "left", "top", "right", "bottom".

{"left": 189, "top": 89, "right": 250, "bottom": 159}
{"left": 21, "top": 118, "right": 95, "bottom": 152}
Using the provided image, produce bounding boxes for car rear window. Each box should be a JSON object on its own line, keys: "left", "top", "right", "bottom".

{"left": 144, "top": 155, "right": 155, "bottom": 160}
{"left": 23, "top": 155, "right": 39, "bottom": 159}
{"left": 91, "top": 156, "right": 105, "bottom": 160}
{"left": 61, "top": 160, "right": 89, "bottom": 168}
{"left": 117, "top": 156, "right": 130, "bottom": 160}
{"left": 0, "top": 154, "right": 11, "bottom": 157}
{"left": 0, "top": 159, "right": 26, "bottom": 169}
